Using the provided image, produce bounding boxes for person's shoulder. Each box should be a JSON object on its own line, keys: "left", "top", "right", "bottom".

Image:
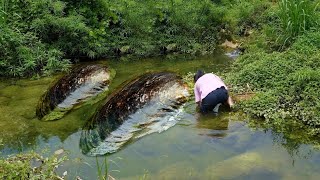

{"left": 197, "top": 73, "right": 213, "bottom": 83}
{"left": 197, "top": 73, "right": 209, "bottom": 82}
{"left": 205, "top": 73, "right": 223, "bottom": 81}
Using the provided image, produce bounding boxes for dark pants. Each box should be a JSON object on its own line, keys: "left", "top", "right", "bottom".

{"left": 200, "top": 86, "right": 228, "bottom": 113}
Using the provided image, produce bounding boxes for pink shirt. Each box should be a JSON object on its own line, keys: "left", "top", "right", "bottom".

{"left": 194, "top": 73, "right": 228, "bottom": 102}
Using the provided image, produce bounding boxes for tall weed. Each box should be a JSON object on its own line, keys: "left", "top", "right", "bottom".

{"left": 277, "top": 0, "right": 319, "bottom": 49}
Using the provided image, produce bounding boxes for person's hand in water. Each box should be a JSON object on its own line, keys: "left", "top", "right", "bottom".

{"left": 227, "top": 96, "right": 234, "bottom": 109}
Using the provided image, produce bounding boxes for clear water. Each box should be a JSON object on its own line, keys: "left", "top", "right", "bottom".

{"left": 1, "top": 53, "right": 320, "bottom": 179}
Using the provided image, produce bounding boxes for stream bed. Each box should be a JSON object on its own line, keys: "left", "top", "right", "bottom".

{"left": 1, "top": 53, "right": 320, "bottom": 179}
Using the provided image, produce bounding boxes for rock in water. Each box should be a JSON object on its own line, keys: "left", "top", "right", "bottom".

{"left": 225, "top": 49, "right": 241, "bottom": 59}
{"left": 36, "top": 65, "right": 113, "bottom": 121}
{"left": 80, "top": 72, "right": 190, "bottom": 155}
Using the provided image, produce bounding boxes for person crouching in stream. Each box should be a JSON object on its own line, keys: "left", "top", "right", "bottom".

{"left": 194, "top": 70, "right": 234, "bottom": 114}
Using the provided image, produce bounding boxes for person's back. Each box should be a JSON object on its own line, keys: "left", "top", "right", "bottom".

{"left": 193, "top": 70, "right": 233, "bottom": 113}
{"left": 194, "top": 73, "right": 227, "bottom": 103}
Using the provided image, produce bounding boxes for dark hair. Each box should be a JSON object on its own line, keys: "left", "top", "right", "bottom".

{"left": 194, "top": 70, "right": 204, "bottom": 83}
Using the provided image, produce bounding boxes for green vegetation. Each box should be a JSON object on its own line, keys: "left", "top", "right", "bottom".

{"left": 277, "top": 0, "right": 319, "bottom": 49}
{"left": 0, "top": 0, "right": 270, "bottom": 77}
{"left": 96, "top": 156, "right": 115, "bottom": 180}
{"left": 0, "top": 151, "right": 67, "bottom": 179}
{"left": 2, "top": 0, "right": 320, "bottom": 178}
{"left": 227, "top": 0, "right": 320, "bottom": 132}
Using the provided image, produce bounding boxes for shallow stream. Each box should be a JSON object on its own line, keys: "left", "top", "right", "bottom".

{"left": 1, "top": 53, "right": 320, "bottom": 179}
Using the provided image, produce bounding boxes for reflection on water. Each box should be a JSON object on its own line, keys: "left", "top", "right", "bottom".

{"left": 196, "top": 112, "right": 230, "bottom": 138}
{"left": 0, "top": 54, "right": 320, "bottom": 179}
{"left": 248, "top": 118, "right": 320, "bottom": 161}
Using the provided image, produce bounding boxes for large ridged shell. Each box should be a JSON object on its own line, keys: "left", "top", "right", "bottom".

{"left": 36, "top": 65, "right": 113, "bottom": 121}
{"left": 80, "top": 72, "right": 189, "bottom": 155}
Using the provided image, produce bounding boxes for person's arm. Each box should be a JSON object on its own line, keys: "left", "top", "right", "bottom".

{"left": 214, "top": 74, "right": 234, "bottom": 107}
{"left": 227, "top": 96, "right": 234, "bottom": 108}
{"left": 194, "top": 84, "right": 201, "bottom": 107}
{"left": 196, "top": 101, "right": 201, "bottom": 107}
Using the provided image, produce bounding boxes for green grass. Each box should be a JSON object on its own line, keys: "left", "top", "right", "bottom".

{"left": 96, "top": 156, "right": 109, "bottom": 180}
{"left": 0, "top": 151, "right": 68, "bottom": 179}
{"left": 277, "top": 0, "right": 319, "bottom": 49}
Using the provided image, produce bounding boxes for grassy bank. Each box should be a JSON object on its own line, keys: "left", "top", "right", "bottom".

{"left": 226, "top": 0, "right": 320, "bottom": 132}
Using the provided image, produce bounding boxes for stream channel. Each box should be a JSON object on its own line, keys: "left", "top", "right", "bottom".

{"left": 1, "top": 53, "right": 320, "bottom": 179}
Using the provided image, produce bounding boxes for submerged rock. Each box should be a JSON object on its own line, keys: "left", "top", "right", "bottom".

{"left": 205, "top": 152, "right": 280, "bottom": 179}
{"left": 36, "top": 65, "right": 114, "bottom": 121}
{"left": 80, "top": 72, "right": 190, "bottom": 155}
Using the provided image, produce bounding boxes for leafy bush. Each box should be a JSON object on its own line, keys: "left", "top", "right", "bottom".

{"left": 0, "top": 0, "right": 73, "bottom": 77}
{"left": 0, "top": 26, "right": 70, "bottom": 77}
{"left": 1, "top": 0, "right": 116, "bottom": 77}
{"left": 1, "top": 0, "right": 273, "bottom": 77}
{"left": 105, "top": 0, "right": 228, "bottom": 55}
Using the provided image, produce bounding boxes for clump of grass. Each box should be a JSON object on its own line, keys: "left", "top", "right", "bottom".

{"left": 277, "top": 0, "right": 319, "bottom": 49}
{"left": 95, "top": 156, "right": 119, "bottom": 180}
{"left": 0, "top": 151, "right": 68, "bottom": 179}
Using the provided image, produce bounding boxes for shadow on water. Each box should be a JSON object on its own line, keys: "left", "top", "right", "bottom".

{"left": 196, "top": 112, "right": 230, "bottom": 138}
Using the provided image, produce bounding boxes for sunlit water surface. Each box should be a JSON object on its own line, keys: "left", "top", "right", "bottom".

{"left": 1, "top": 54, "right": 320, "bottom": 179}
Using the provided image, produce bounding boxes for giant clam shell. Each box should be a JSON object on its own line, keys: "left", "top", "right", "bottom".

{"left": 36, "top": 65, "right": 113, "bottom": 121}
{"left": 80, "top": 72, "right": 190, "bottom": 155}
